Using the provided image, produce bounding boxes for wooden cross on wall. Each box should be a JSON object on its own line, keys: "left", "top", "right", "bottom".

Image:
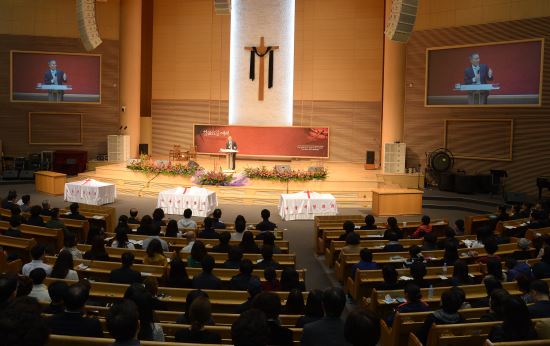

{"left": 245, "top": 37, "right": 279, "bottom": 101}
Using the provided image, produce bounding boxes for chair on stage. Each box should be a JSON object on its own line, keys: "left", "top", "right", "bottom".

{"left": 188, "top": 144, "right": 198, "bottom": 160}
{"left": 169, "top": 145, "right": 189, "bottom": 162}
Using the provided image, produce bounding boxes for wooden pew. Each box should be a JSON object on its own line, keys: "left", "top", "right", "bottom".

{"left": 0, "top": 235, "right": 36, "bottom": 262}
{"left": 36, "top": 214, "right": 90, "bottom": 244}
{"left": 77, "top": 203, "right": 116, "bottom": 232}
{"left": 0, "top": 249, "right": 21, "bottom": 274}
{"left": 0, "top": 221, "right": 63, "bottom": 252}
{"left": 485, "top": 340, "right": 550, "bottom": 346}
{"left": 60, "top": 208, "right": 109, "bottom": 237}
{"left": 464, "top": 214, "right": 491, "bottom": 235}
{"left": 495, "top": 218, "right": 529, "bottom": 235}
{"left": 47, "top": 335, "right": 220, "bottom": 346}
{"left": 525, "top": 227, "right": 550, "bottom": 240}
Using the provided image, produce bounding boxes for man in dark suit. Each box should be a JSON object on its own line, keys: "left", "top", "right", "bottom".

{"left": 256, "top": 209, "right": 277, "bottom": 232}
{"left": 109, "top": 252, "right": 142, "bottom": 285}
{"left": 301, "top": 287, "right": 351, "bottom": 346}
{"left": 225, "top": 135, "right": 238, "bottom": 170}
{"left": 62, "top": 202, "right": 87, "bottom": 221}
{"left": 44, "top": 59, "right": 67, "bottom": 102}
{"left": 192, "top": 255, "right": 222, "bottom": 290}
{"left": 464, "top": 52, "right": 494, "bottom": 104}
{"left": 47, "top": 282, "right": 103, "bottom": 337}
{"left": 198, "top": 217, "right": 220, "bottom": 239}
{"left": 229, "top": 259, "right": 258, "bottom": 291}
{"left": 1, "top": 190, "right": 17, "bottom": 210}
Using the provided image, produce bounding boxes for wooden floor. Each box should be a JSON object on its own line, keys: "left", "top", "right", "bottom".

{"left": 76, "top": 157, "right": 389, "bottom": 207}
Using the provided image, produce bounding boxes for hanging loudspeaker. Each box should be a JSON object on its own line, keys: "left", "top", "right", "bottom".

{"left": 384, "top": 0, "right": 419, "bottom": 43}
{"left": 77, "top": 0, "right": 103, "bottom": 51}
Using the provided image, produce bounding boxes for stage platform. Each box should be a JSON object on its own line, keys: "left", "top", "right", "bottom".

{"left": 73, "top": 157, "right": 415, "bottom": 208}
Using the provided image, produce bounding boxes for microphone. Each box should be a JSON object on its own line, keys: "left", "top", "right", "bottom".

{"left": 118, "top": 126, "right": 122, "bottom": 130}
{"left": 123, "top": 126, "right": 127, "bottom": 130}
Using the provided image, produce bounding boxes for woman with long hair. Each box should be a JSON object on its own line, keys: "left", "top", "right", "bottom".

{"left": 443, "top": 242, "right": 459, "bottom": 266}
{"left": 450, "top": 259, "right": 474, "bottom": 286}
{"left": 165, "top": 219, "right": 180, "bottom": 238}
{"left": 83, "top": 235, "right": 110, "bottom": 261}
{"left": 486, "top": 258, "right": 504, "bottom": 281}
{"left": 188, "top": 241, "right": 207, "bottom": 268}
{"left": 174, "top": 297, "right": 222, "bottom": 344}
{"left": 137, "top": 215, "right": 153, "bottom": 235}
{"left": 124, "top": 283, "right": 165, "bottom": 341}
{"left": 296, "top": 289, "right": 324, "bottom": 327}
{"left": 51, "top": 250, "right": 79, "bottom": 280}
{"left": 384, "top": 217, "right": 403, "bottom": 239}
{"left": 111, "top": 229, "right": 134, "bottom": 249}
{"left": 167, "top": 257, "right": 192, "bottom": 288}
{"left": 283, "top": 288, "right": 305, "bottom": 315}
{"left": 280, "top": 267, "right": 305, "bottom": 292}
{"left": 114, "top": 215, "right": 131, "bottom": 234}
{"left": 144, "top": 238, "right": 166, "bottom": 266}
{"left": 239, "top": 231, "right": 260, "bottom": 254}
{"left": 152, "top": 208, "right": 166, "bottom": 228}
{"left": 489, "top": 296, "right": 537, "bottom": 341}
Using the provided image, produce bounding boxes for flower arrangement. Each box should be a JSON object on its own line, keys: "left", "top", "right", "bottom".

{"left": 127, "top": 155, "right": 201, "bottom": 176}
{"left": 194, "top": 170, "right": 232, "bottom": 186}
{"left": 243, "top": 166, "right": 328, "bottom": 182}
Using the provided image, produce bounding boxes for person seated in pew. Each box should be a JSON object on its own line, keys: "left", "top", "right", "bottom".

{"left": 188, "top": 241, "right": 207, "bottom": 268}
{"left": 177, "top": 208, "right": 197, "bottom": 229}
{"left": 296, "top": 289, "right": 324, "bottom": 328}
{"left": 109, "top": 252, "right": 142, "bottom": 285}
{"left": 411, "top": 215, "right": 432, "bottom": 239}
{"left": 386, "top": 283, "right": 430, "bottom": 326}
{"left": 83, "top": 235, "right": 111, "bottom": 262}
{"left": 124, "top": 283, "right": 165, "bottom": 341}
{"left": 1, "top": 190, "right": 17, "bottom": 210}
{"left": 415, "top": 288, "right": 465, "bottom": 345}
{"left": 510, "top": 204, "right": 523, "bottom": 220}
{"left": 256, "top": 245, "right": 281, "bottom": 270}
{"left": 143, "top": 238, "right": 166, "bottom": 266}
{"left": 339, "top": 232, "right": 361, "bottom": 260}
{"left": 480, "top": 288, "right": 511, "bottom": 322}
{"left": 256, "top": 209, "right": 277, "bottom": 232}
{"left": 505, "top": 257, "right": 532, "bottom": 282}
{"left": 450, "top": 259, "right": 475, "bottom": 286}
{"left": 488, "top": 295, "right": 538, "bottom": 342}
{"left": 61, "top": 232, "right": 83, "bottom": 259}
{"left": 111, "top": 229, "right": 135, "bottom": 250}
{"left": 301, "top": 287, "right": 349, "bottom": 346}
{"left": 236, "top": 278, "right": 262, "bottom": 314}
{"left": 410, "top": 261, "right": 430, "bottom": 288}
{"left": 494, "top": 205, "right": 511, "bottom": 222}
{"left": 338, "top": 220, "right": 356, "bottom": 241}
{"left": 376, "top": 265, "right": 405, "bottom": 291}
{"left": 437, "top": 227, "right": 460, "bottom": 250}
{"left": 164, "top": 219, "right": 180, "bottom": 238}
{"left": 421, "top": 231, "right": 438, "bottom": 251}
{"left": 223, "top": 246, "right": 244, "bottom": 269}
{"left": 143, "top": 276, "right": 167, "bottom": 311}
{"left": 45, "top": 208, "right": 67, "bottom": 232}
{"left": 351, "top": 248, "right": 379, "bottom": 277}
{"left": 0, "top": 273, "right": 18, "bottom": 312}
{"left": 404, "top": 245, "right": 424, "bottom": 268}
{"left": 180, "top": 231, "right": 196, "bottom": 253}
{"left": 516, "top": 273, "right": 535, "bottom": 304}
{"left": 442, "top": 242, "right": 459, "bottom": 267}
{"left": 176, "top": 289, "right": 214, "bottom": 324}
{"left": 514, "top": 238, "right": 533, "bottom": 260}
{"left": 9, "top": 204, "right": 27, "bottom": 224}
{"left": 192, "top": 255, "right": 222, "bottom": 290}
{"left": 175, "top": 296, "right": 222, "bottom": 344}
{"left": 532, "top": 245, "right": 550, "bottom": 279}
{"left": 198, "top": 217, "right": 220, "bottom": 240}
{"left": 360, "top": 214, "right": 378, "bottom": 230}
{"left": 4, "top": 215, "right": 23, "bottom": 238}
{"left": 114, "top": 215, "right": 131, "bottom": 234}
{"left": 0, "top": 296, "right": 50, "bottom": 346}
{"left": 16, "top": 275, "right": 33, "bottom": 297}
{"left": 22, "top": 244, "right": 52, "bottom": 277}
{"left": 472, "top": 275, "right": 503, "bottom": 308}
{"left": 231, "top": 215, "right": 246, "bottom": 241}
{"left": 382, "top": 231, "right": 404, "bottom": 252}
{"left": 528, "top": 279, "right": 550, "bottom": 318}
{"left": 478, "top": 237, "right": 501, "bottom": 264}
{"left": 211, "top": 231, "right": 232, "bottom": 253}
{"left": 17, "top": 194, "right": 31, "bottom": 213}
{"left": 51, "top": 250, "right": 79, "bottom": 280}
{"left": 261, "top": 231, "right": 282, "bottom": 254}
{"left": 345, "top": 308, "right": 381, "bottom": 346}
{"left": 280, "top": 267, "right": 305, "bottom": 292}
{"left": 167, "top": 256, "right": 192, "bottom": 288}
{"left": 230, "top": 259, "right": 258, "bottom": 291}
{"left": 106, "top": 299, "right": 141, "bottom": 346}
{"left": 253, "top": 291, "right": 293, "bottom": 346}
{"left": 239, "top": 230, "right": 261, "bottom": 254}
{"left": 231, "top": 308, "right": 269, "bottom": 346}
{"left": 529, "top": 210, "right": 550, "bottom": 229}
{"left": 44, "top": 280, "right": 69, "bottom": 315}
{"left": 136, "top": 214, "right": 153, "bottom": 235}
{"left": 127, "top": 208, "right": 140, "bottom": 225}
{"left": 28, "top": 268, "right": 51, "bottom": 303}
{"left": 487, "top": 258, "right": 505, "bottom": 282}
{"left": 211, "top": 208, "right": 226, "bottom": 229}
{"left": 261, "top": 267, "right": 281, "bottom": 292}
{"left": 384, "top": 217, "right": 403, "bottom": 240}
{"left": 26, "top": 205, "right": 45, "bottom": 227}
{"left": 453, "top": 219, "right": 465, "bottom": 236}
{"left": 38, "top": 200, "right": 52, "bottom": 217}
{"left": 142, "top": 224, "right": 169, "bottom": 252}
{"left": 283, "top": 288, "right": 305, "bottom": 315}
{"left": 62, "top": 202, "right": 87, "bottom": 221}
{"left": 47, "top": 282, "right": 103, "bottom": 338}
{"left": 151, "top": 208, "right": 166, "bottom": 229}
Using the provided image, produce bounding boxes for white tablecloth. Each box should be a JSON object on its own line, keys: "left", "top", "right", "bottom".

{"left": 64, "top": 179, "right": 116, "bottom": 206}
{"left": 278, "top": 191, "right": 338, "bottom": 221}
{"left": 157, "top": 186, "right": 218, "bottom": 217}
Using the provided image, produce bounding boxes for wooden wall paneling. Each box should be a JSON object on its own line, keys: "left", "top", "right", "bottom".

{"left": 0, "top": 35, "right": 119, "bottom": 158}
{"left": 29, "top": 112, "right": 83, "bottom": 145}
{"left": 404, "top": 17, "right": 550, "bottom": 195}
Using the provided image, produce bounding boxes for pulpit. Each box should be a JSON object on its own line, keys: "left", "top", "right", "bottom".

{"left": 220, "top": 149, "right": 238, "bottom": 171}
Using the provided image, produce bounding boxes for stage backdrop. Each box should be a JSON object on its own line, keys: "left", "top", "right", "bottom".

{"left": 194, "top": 125, "right": 329, "bottom": 158}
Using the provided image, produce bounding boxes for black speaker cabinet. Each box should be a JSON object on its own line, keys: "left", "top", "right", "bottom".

{"left": 139, "top": 143, "right": 149, "bottom": 155}
{"left": 438, "top": 173, "right": 455, "bottom": 192}
{"left": 2, "top": 170, "right": 18, "bottom": 180}
{"left": 454, "top": 174, "right": 476, "bottom": 194}
{"left": 365, "top": 150, "right": 376, "bottom": 169}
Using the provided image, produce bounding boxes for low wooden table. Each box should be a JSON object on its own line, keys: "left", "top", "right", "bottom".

{"left": 371, "top": 188, "right": 423, "bottom": 216}
{"left": 34, "top": 171, "right": 67, "bottom": 195}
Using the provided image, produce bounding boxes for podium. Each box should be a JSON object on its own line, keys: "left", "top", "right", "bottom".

{"left": 454, "top": 83, "right": 500, "bottom": 104}
{"left": 220, "top": 149, "right": 238, "bottom": 171}
{"left": 35, "top": 171, "right": 66, "bottom": 195}
{"left": 36, "top": 84, "right": 73, "bottom": 102}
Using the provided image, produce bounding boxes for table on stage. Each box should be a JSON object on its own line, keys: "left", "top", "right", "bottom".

{"left": 371, "top": 188, "right": 423, "bottom": 216}
{"left": 278, "top": 191, "right": 338, "bottom": 221}
{"left": 64, "top": 179, "right": 116, "bottom": 206}
{"left": 35, "top": 171, "right": 66, "bottom": 195}
{"left": 157, "top": 186, "right": 218, "bottom": 217}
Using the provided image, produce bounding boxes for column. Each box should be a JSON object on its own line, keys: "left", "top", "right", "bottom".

{"left": 119, "top": 0, "right": 142, "bottom": 157}
{"left": 381, "top": 1, "right": 406, "bottom": 167}
{"left": 229, "top": 0, "right": 295, "bottom": 126}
